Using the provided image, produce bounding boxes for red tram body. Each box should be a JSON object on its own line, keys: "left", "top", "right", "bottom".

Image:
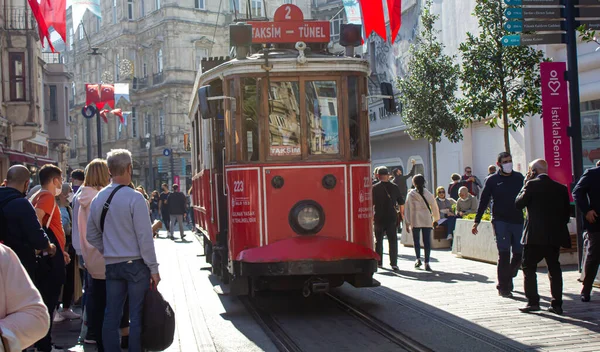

{"left": 188, "top": 5, "right": 379, "bottom": 295}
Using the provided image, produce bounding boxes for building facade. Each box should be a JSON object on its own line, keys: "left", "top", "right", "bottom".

{"left": 0, "top": 0, "right": 71, "bottom": 183}
{"left": 65, "top": 0, "right": 311, "bottom": 193}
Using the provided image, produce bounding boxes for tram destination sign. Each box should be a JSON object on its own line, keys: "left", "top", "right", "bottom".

{"left": 502, "top": 33, "right": 566, "bottom": 46}
{"left": 504, "top": 20, "right": 565, "bottom": 32}
{"left": 248, "top": 4, "right": 330, "bottom": 43}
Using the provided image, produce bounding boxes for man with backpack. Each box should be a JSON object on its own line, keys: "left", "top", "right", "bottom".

{"left": 0, "top": 165, "right": 56, "bottom": 279}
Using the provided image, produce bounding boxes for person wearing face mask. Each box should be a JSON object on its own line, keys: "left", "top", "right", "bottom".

{"left": 0, "top": 165, "right": 56, "bottom": 280}
{"left": 472, "top": 152, "right": 525, "bottom": 298}
{"left": 29, "top": 164, "right": 70, "bottom": 352}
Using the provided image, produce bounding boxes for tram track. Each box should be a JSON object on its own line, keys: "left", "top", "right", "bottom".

{"left": 240, "top": 292, "right": 432, "bottom": 352}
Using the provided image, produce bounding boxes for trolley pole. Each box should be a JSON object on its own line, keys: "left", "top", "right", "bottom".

{"left": 96, "top": 108, "right": 102, "bottom": 158}
{"left": 565, "top": 0, "right": 584, "bottom": 270}
{"left": 86, "top": 118, "right": 92, "bottom": 162}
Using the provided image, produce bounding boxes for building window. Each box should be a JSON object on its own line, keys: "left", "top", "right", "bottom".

{"left": 157, "top": 49, "right": 163, "bottom": 73}
{"left": 229, "top": 0, "right": 239, "bottom": 12}
{"left": 159, "top": 109, "right": 165, "bottom": 135}
{"left": 143, "top": 62, "right": 148, "bottom": 77}
{"left": 283, "top": 0, "right": 293, "bottom": 3}
{"left": 141, "top": 0, "right": 146, "bottom": 16}
{"left": 96, "top": 17, "right": 101, "bottom": 31}
{"left": 78, "top": 24, "right": 84, "bottom": 40}
{"left": 128, "top": 0, "right": 134, "bottom": 19}
{"left": 251, "top": 0, "right": 262, "bottom": 17}
{"left": 330, "top": 16, "right": 342, "bottom": 42}
{"left": 49, "top": 85, "right": 58, "bottom": 121}
{"left": 9, "top": 53, "right": 26, "bottom": 101}
{"left": 144, "top": 112, "right": 152, "bottom": 135}
{"left": 115, "top": 53, "right": 120, "bottom": 81}
{"left": 132, "top": 107, "right": 138, "bottom": 137}
{"left": 71, "top": 82, "right": 76, "bottom": 103}
{"left": 195, "top": 0, "right": 205, "bottom": 10}
{"left": 73, "top": 134, "right": 78, "bottom": 149}
{"left": 68, "top": 28, "right": 74, "bottom": 50}
{"left": 155, "top": 0, "right": 160, "bottom": 10}
{"left": 113, "top": 0, "right": 117, "bottom": 24}
{"left": 195, "top": 47, "right": 208, "bottom": 71}
{"left": 117, "top": 117, "right": 123, "bottom": 139}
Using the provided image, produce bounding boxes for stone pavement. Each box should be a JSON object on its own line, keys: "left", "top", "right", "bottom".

{"left": 361, "top": 240, "right": 600, "bottom": 352}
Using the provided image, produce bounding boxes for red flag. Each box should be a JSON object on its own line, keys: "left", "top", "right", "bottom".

{"left": 41, "top": 0, "right": 67, "bottom": 42}
{"left": 110, "top": 108, "right": 124, "bottom": 124}
{"left": 27, "top": 0, "right": 55, "bottom": 52}
{"left": 99, "top": 109, "right": 109, "bottom": 124}
{"left": 359, "top": 0, "right": 387, "bottom": 41}
{"left": 387, "top": 0, "right": 401, "bottom": 43}
{"left": 85, "top": 84, "right": 101, "bottom": 106}
{"left": 100, "top": 84, "right": 115, "bottom": 109}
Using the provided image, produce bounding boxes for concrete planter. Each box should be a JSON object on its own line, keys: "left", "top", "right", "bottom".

{"left": 452, "top": 219, "right": 578, "bottom": 267}
{"left": 400, "top": 226, "right": 451, "bottom": 249}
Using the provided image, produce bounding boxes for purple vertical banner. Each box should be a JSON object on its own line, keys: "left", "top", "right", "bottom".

{"left": 540, "top": 62, "right": 573, "bottom": 200}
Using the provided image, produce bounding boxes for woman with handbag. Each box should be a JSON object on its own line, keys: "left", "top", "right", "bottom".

{"left": 405, "top": 175, "right": 440, "bottom": 271}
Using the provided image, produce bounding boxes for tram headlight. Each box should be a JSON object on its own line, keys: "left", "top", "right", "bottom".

{"left": 289, "top": 201, "right": 325, "bottom": 235}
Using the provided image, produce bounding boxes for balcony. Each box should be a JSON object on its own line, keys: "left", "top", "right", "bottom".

{"left": 42, "top": 52, "right": 63, "bottom": 64}
{"left": 3, "top": 7, "right": 36, "bottom": 30}
{"left": 152, "top": 72, "right": 164, "bottom": 85}
{"left": 133, "top": 77, "right": 148, "bottom": 90}
{"left": 154, "top": 134, "right": 166, "bottom": 147}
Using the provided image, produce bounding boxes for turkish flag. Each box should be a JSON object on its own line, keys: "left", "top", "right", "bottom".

{"left": 99, "top": 109, "right": 109, "bottom": 124}
{"left": 110, "top": 108, "right": 124, "bottom": 124}
{"left": 100, "top": 84, "right": 115, "bottom": 109}
{"left": 359, "top": 0, "right": 387, "bottom": 41}
{"left": 27, "top": 0, "right": 54, "bottom": 52}
{"left": 387, "top": 0, "right": 401, "bottom": 43}
{"left": 41, "top": 0, "right": 67, "bottom": 43}
{"left": 85, "top": 84, "right": 101, "bottom": 106}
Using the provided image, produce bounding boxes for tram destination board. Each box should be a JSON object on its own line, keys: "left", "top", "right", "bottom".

{"left": 248, "top": 4, "right": 330, "bottom": 43}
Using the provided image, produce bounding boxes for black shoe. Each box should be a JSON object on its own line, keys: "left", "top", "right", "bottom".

{"left": 182, "top": 234, "right": 186, "bottom": 240}
{"left": 121, "top": 335, "right": 129, "bottom": 349}
{"left": 499, "top": 291, "right": 513, "bottom": 298}
{"left": 424, "top": 263, "right": 432, "bottom": 271}
{"left": 414, "top": 259, "right": 422, "bottom": 268}
{"left": 581, "top": 293, "right": 591, "bottom": 302}
{"left": 548, "top": 306, "right": 563, "bottom": 315}
{"left": 519, "top": 305, "right": 541, "bottom": 313}
{"left": 391, "top": 265, "right": 399, "bottom": 271}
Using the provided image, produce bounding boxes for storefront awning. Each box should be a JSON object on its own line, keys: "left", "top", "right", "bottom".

{"left": 3, "top": 149, "right": 57, "bottom": 166}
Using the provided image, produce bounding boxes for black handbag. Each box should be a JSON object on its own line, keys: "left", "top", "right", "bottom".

{"left": 141, "top": 287, "right": 175, "bottom": 350}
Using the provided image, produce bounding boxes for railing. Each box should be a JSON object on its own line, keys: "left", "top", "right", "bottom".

{"left": 152, "top": 72, "right": 164, "bottom": 85}
{"left": 154, "top": 134, "right": 166, "bottom": 146}
{"left": 42, "top": 52, "right": 62, "bottom": 64}
{"left": 3, "top": 7, "right": 36, "bottom": 30}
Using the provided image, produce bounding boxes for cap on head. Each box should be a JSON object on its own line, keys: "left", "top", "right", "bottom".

{"left": 377, "top": 167, "right": 390, "bottom": 176}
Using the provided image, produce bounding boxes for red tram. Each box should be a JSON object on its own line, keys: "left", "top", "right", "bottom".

{"left": 188, "top": 5, "right": 378, "bottom": 295}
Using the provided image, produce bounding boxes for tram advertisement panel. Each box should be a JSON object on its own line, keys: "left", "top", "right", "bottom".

{"left": 226, "top": 168, "right": 262, "bottom": 259}
{"left": 351, "top": 165, "right": 373, "bottom": 249}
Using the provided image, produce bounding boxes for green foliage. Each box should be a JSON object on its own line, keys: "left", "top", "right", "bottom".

{"left": 577, "top": 25, "right": 600, "bottom": 48}
{"left": 457, "top": 0, "right": 544, "bottom": 154}
{"left": 397, "top": 0, "right": 463, "bottom": 145}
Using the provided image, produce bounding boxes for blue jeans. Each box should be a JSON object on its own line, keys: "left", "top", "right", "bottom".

{"left": 441, "top": 216, "right": 457, "bottom": 237}
{"left": 151, "top": 209, "right": 159, "bottom": 222}
{"left": 412, "top": 228, "right": 432, "bottom": 263}
{"left": 493, "top": 220, "right": 524, "bottom": 292}
{"left": 103, "top": 259, "right": 150, "bottom": 352}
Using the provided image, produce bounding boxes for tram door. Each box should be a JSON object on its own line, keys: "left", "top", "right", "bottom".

{"left": 212, "top": 101, "right": 228, "bottom": 233}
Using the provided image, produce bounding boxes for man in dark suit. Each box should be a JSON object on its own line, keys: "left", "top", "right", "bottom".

{"left": 573, "top": 163, "right": 600, "bottom": 302}
{"left": 515, "top": 159, "right": 571, "bottom": 315}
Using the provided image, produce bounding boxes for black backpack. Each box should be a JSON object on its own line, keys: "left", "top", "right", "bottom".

{"left": 141, "top": 288, "right": 175, "bottom": 350}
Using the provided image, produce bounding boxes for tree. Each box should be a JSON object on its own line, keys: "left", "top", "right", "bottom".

{"left": 397, "top": 0, "right": 462, "bottom": 189}
{"left": 577, "top": 25, "right": 600, "bottom": 48}
{"left": 458, "top": 0, "right": 544, "bottom": 154}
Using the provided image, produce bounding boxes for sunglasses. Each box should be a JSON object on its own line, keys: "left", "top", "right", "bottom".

{"left": 438, "top": 191, "right": 445, "bottom": 194}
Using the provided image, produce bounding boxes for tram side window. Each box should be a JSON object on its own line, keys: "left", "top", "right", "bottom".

{"left": 268, "top": 81, "right": 301, "bottom": 157}
{"left": 348, "top": 76, "right": 361, "bottom": 159}
{"left": 242, "top": 77, "right": 260, "bottom": 161}
{"left": 229, "top": 79, "right": 237, "bottom": 162}
{"left": 305, "top": 81, "right": 339, "bottom": 155}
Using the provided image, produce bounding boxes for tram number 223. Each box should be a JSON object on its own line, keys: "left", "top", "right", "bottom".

{"left": 233, "top": 180, "right": 245, "bottom": 193}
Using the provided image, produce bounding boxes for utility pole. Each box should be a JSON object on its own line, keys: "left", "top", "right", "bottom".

{"left": 565, "top": 0, "right": 584, "bottom": 269}
{"left": 147, "top": 122, "right": 154, "bottom": 191}
{"left": 170, "top": 151, "right": 175, "bottom": 185}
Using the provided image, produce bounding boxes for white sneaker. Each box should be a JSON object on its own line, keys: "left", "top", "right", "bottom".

{"left": 51, "top": 347, "right": 65, "bottom": 352}
{"left": 53, "top": 311, "right": 65, "bottom": 322}
{"left": 59, "top": 308, "right": 81, "bottom": 320}
{"left": 446, "top": 234, "right": 453, "bottom": 240}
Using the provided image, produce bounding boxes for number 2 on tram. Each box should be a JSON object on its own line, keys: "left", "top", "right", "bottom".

{"left": 188, "top": 4, "right": 379, "bottom": 296}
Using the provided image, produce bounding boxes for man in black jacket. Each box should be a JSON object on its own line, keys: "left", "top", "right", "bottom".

{"left": 392, "top": 159, "right": 416, "bottom": 201}
{"left": 0, "top": 165, "right": 56, "bottom": 279}
{"left": 473, "top": 152, "right": 525, "bottom": 297}
{"left": 167, "top": 184, "right": 187, "bottom": 240}
{"left": 515, "top": 159, "right": 571, "bottom": 314}
{"left": 373, "top": 167, "right": 404, "bottom": 271}
{"left": 573, "top": 163, "right": 600, "bottom": 302}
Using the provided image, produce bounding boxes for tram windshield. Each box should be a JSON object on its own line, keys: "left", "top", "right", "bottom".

{"left": 221, "top": 72, "right": 368, "bottom": 163}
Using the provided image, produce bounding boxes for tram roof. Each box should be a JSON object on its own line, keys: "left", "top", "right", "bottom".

{"left": 188, "top": 50, "right": 370, "bottom": 119}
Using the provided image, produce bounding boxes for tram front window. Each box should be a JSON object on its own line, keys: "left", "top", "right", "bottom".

{"left": 348, "top": 76, "right": 361, "bottom": 159}
{"left": 242, "top": 77, "right": 260, "bottom": 161}
{"left": 305, "top": 81, "right": 339, "bottom": 155}
{"left": 268, "top": 81, "right": 301, "bottom": 157}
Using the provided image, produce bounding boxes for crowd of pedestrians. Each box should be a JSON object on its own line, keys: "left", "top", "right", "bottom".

{"left": 0, "top": 148, "right": 178, "bottom": 351}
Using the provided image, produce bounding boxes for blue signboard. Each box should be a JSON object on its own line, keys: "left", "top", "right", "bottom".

{"left": 504, "top": 8, "right": 523, "bottom": 19}
{"left": 163, "top": 148, "right": 171, "bottom": 157}
{"left": 504, "top": 21, "right": 523, "bottom": 32}
{"left": 501, "top": 35, "right": 521, "bottom": 46}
